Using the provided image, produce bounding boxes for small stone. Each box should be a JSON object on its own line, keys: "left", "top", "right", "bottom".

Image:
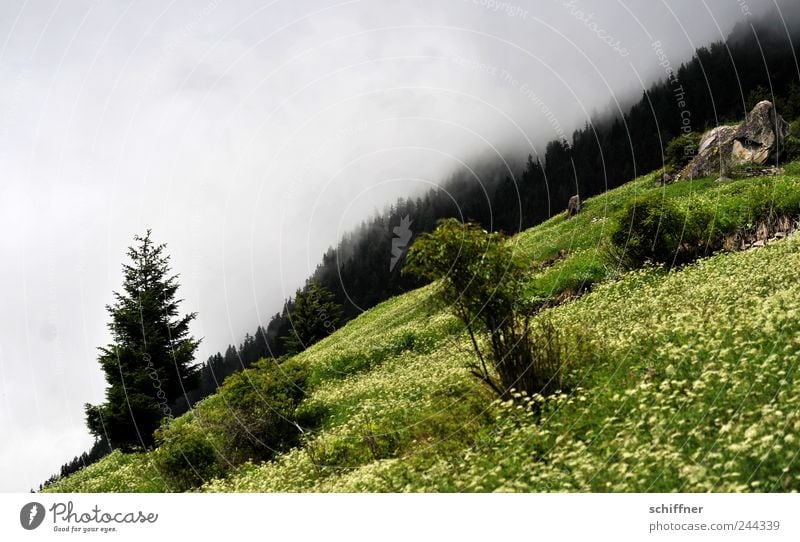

{"left": 567, "top": 194, "right": 581, "bottom": 218}
{"left": 657, "top": 172, "right": 673, "bottom": 186}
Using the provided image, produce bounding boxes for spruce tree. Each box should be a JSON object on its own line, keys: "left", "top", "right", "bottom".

{"left": 85, "top": 230, "right": 199, "bottom": 450}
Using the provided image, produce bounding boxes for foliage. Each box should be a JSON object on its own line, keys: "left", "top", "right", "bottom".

{"left": 782, "top": 83, "right": 800, "bottom": 120}
{"left": 198, "top": 357, "right": 309, "bottom": 464}
{"left": 42, "top": 450, "right": 166, "bottom": 493}
{"left": 746, "top": 84, "right": 771, "bottom": 110}
{"left": 282, "top": 282, "right": 343, "bottom": 355}
{"left": 783, "top": 119, "right": 800, "bottom": 162}
{"left": 152, "top": 415, "right": 223, "bottom": 492}
{"left": 610, "top": 192, "right": 689, "bottom": 268}
{"left": 404, "top": 219, "right": 551, "bottom": 398}
{"left": 791, "top": 118, "right": 800, "bottom": 138}
{"left": 664, "top": 132, "right": 702, "bottom": 171}
{"left": 520, "top": 318, "right": 568, "bottom": 397}
{"left": 527, "top": 249, "right": 609, "bottom": 301}
{"left": 85, "top": 230, "right": 199, "bottom": 450}
{"left": 785, "top": 135, "right": 800, "bottom": 162}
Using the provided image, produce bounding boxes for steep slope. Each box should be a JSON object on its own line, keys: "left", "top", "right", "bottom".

{"left": 46, "top": 163, "right": 800, "bottom": 492}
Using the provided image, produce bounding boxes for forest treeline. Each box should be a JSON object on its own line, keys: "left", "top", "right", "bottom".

{"left": 46, "top": 7, "right": 800, "bottom": 486}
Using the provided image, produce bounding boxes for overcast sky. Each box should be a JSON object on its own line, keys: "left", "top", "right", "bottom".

{"left": 0, "top": 0, "right": 784, "bottom": 491}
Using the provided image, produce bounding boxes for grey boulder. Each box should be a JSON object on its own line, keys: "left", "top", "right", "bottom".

{"left": 678, "top": 100, "right": 790, "bottom": 180}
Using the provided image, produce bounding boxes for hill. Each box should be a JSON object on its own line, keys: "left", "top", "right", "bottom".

{"left": 45, "top": 160, "right": 800, "bottom": 492}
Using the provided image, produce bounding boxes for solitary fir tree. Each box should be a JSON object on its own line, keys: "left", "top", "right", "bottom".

{"left": 85, "top": 230, "right": 199, "bottom": 450}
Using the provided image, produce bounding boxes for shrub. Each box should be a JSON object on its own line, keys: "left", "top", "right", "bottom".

{"left": 524, "top": 319, "right": 569, "bottom": 396}
{"left": 783, "top": 136, "right": 800, "bottom": 163}
{"left": 152, "top": 415, "right": 222, "bottom": 491}
{"left": 780, "top": 119, "right": 800, "bottom": 162}
{"left": 199, "top": 357, "right": 309, "bottom": 464}
{"left": 610, "top": 193, "right": 687, "bottom": 268}
{"left": 790, "top": 118, "right": 800, "bottom": 136}
{"left": 664, "top": 132, "right": 703, "bottom": 171}
{"left": 529, "top": 250, "right": 608, "bottom": 301}
{"left": 403, "top": 219, "right": 547, "bottom": 399}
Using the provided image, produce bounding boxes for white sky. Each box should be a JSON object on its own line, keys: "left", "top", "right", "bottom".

{"left": 0, "top": 0, "right": 781, "bottom": 491}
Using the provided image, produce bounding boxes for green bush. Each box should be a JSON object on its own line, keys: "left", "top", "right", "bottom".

{"left": 152, "top": 415, "right": 222, "bottom": 491}
{"left": 199, "top": 357, "right": 309, "bottom": 464}
{"left": 782, "top": 119, "right": 800, "bottom": 162}
{"left": 528, "top": 250, "right": 608, "bottom": 301}
{"left": 664, "top": 132, "right": 703, "bottom": 171}
{"left": 783, "top": 136, "right": 800, "bottom": 162}
{"left": 404, "top": 219, "right": 540, "bottom": 399}
{"left": 610, "top": 193, "right": 687, "bottom": 268}
{"left": 790, "top": 118, "right": 800, "bottom": 137}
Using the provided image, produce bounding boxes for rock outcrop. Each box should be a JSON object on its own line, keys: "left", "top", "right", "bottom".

{"left": 678, "top": 100, "right": 790, "bottom": 180}
{"left": 723, "top": 214, "right": 800, "bottom": 251}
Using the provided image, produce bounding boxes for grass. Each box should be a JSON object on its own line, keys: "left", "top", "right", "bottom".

{"left": 45, "top": 163, "right": 800, "bottom": 493}
{"left": 42, "top": 450, "right": 166, "bottom": 493}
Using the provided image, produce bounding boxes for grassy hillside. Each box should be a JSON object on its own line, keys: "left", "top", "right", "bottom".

{"left": 46, "top": 163, "right": 800, "bottom": 492}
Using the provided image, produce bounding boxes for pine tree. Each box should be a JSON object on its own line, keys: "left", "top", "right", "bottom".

{"left": 222, "top": 344, "right": 239, "bottom": 372}
{"left": 84, "top": 230, "right": 200, "bottom": 450}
